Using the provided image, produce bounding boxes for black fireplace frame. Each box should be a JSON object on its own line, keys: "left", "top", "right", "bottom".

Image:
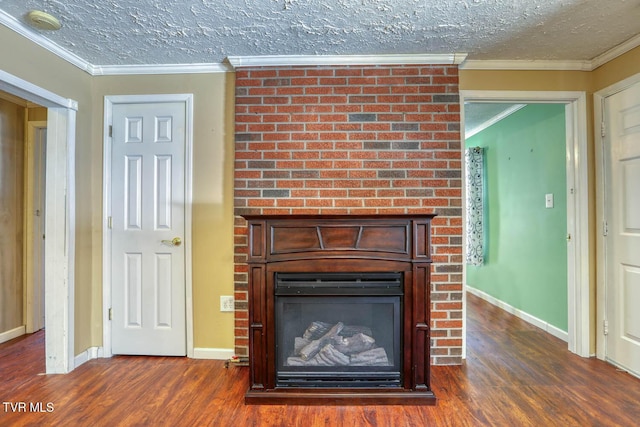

{"left": 242, "top": 214, "right": 437, "bottom": 405}
{"left": 275, "top": 272, "right": 403, "bottom": 388}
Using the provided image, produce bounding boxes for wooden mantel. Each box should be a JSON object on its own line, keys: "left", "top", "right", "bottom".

{"left": 242, "top": 214, "right": 437, "bottom": 405}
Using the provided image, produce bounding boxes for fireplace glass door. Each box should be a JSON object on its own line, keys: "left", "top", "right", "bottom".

{"left": 275, "top": 272, "right": 402, "bottom": 387}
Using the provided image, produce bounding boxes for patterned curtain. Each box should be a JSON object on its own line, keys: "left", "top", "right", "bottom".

{"left": 465, "top": 147, "right": 484, "bottom": 266}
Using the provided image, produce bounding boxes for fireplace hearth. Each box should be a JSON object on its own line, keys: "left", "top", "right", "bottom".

{"left": 243, "top": 214, "right": 436, "bottom": 405}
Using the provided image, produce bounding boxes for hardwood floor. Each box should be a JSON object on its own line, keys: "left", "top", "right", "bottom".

{"left": 2, "top": 293, "right": 639, "bottom": 426}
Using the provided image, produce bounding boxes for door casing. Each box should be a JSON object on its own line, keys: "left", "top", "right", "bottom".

{"left": 102, "top": 94, "right": 194, "bottom": 358}
{"left": 0, "top": 70, "right": 78, "bottom": 374}
{"left": 460, "top": 90, "right": 591, "bottom": 358}
{"left": 595, "top": 72, "right": 640, "bottom": 374}
{"left": 24, "top": 120, "right": 47, "bottom": 334}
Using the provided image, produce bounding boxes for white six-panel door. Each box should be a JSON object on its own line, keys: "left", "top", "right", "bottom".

{"left": 604, "top": 81, "right": 640, "bottom": 375}
{"left": 110, "top": 101, "right": 187, "bottom": 356}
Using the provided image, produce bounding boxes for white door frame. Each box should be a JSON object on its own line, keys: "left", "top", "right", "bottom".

{"left": 460, "top": 90, "right": 590, "bottom": 358}
{"left": 594, "top": 72, "right": 640, "bottom": 362}
{"left": 0, "top": 70, "right": 78, "bottom": 374}
{"left": 24, "top": 120, "right": 47, "bottom": 334}
{"left": 102, "top": 94, "right": 194, "bottom": 358}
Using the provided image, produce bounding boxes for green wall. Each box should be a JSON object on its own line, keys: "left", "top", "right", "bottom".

{"left": 466, "top": 104, "right": 568, "bottom": 332}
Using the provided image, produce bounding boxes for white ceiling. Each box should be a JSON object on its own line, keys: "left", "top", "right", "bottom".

{"left": 464, "top": 103, "right": 525, "bottom": 137}
{"left": 1, "top": 0, "right": 640, "bottom": 68}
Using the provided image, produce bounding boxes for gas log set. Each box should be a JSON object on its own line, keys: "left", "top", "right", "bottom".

{"left": 286, "top": 321, "right": 390, "bottom": 367}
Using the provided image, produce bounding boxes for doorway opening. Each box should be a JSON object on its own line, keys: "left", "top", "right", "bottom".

{"left": 0, "top": 69, "right": 78, "bottom": 374}
{"left": 25, "top": 115, "right": 47, "bottom": 335}
{"left": 460, "top": 91, "right": 590, "bottom": 359}
{"left": 0, "top": 92, "right": 46, "bottom": 350}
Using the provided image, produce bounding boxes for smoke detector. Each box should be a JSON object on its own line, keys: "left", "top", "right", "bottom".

{"left": 26, "top": 10, "right": 61, "bottom": 31}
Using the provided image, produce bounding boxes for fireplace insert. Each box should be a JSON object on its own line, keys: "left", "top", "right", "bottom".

{"left": 275, "top": 272, "right": 402, "bottom": 387}
{"left": 242, "top": 214, "right": 436, "bottom": 405}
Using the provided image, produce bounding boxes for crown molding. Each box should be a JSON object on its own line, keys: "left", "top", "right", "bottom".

{"left": 0, "top": 10, "right": 230, "bottom": 76}
{"left": 226, "top": 53, "right": 468, "bottom": 68}
{"left": 0, "top": 10, "right": 95, "bottom": 74}
{"left": 460, "top": 59, "right": 592, "bottom": 71}
{"left": 590, "top": 33, "right": 640, "bottom": 70}
{"left": 91, "top": 63, "right": 232, "bottom": 76}
{"left": 460, "top": 33, "right": 640, "bottom": 72}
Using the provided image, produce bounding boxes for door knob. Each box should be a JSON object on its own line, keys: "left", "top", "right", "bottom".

{"left": 162, "top": 237, "right": 182, "bottom": 246}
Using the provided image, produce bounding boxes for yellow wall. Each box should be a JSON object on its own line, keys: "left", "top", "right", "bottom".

{"left": 91, "top": 74, "right": 237, "bottom": 351}
{"left": 459, "top": 67, "right": 598, "bottom": 354}
{"left": 459, "top": 69, "right": 592, "bottom": 92}
{"left": 1, "top": 25, "right": 94, "bottom": 353}
{"left": 0, "top": 98, "right": 25, "bottom": 334}
{"left": 460, "top": 52, "right": 640, "bottom": 354}
{"left": 460, "top": 46, "right": 640, "bottom": 94}
{"left": 1, "top": 25, "right": 236, "bottom": 354}
{"left": 592, "top": 46, "right": 640, "bottom": 91}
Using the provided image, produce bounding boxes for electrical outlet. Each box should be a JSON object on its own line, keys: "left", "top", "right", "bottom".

{"left": 220, "top": 296, "right": 234, "bottom": 312}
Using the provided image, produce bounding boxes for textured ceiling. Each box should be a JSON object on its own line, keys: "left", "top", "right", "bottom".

{"left": 1, "top": 0, "right": 640, "bottom": 66}
{"left": 464, "top": 103, "right": 525, "bottom": 137}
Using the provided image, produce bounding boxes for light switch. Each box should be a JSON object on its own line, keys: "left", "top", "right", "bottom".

{"left": 545, "top": 193, "right": 554, "bottom": 208}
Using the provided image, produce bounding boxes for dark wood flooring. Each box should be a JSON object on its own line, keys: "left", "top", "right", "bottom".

{"left": 1, "top": 293, "right": 639, "bottom": 426}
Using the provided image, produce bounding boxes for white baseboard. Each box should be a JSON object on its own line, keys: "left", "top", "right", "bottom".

{"left": 467, "top": 286, "right": 569, "bottom": 342}
{"left": 0, "top": 326, "right": 26, "bottom": 344}
{"left": 87, "top": 347, "right": 233, "bottom": 360}
{"left": 74, "top": 346, "right": 100, "bottom": 368}
{"left": 193, "top": 347, "right": 235, "bottom": 360}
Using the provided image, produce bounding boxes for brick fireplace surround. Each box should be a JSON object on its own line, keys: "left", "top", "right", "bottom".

{"left": 233, "top": 64, "right": 463, "bottom": 366}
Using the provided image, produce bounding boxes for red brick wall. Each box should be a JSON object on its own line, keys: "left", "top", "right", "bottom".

{"left": 233, "top": 64, "right": 463, "bottom": 365}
